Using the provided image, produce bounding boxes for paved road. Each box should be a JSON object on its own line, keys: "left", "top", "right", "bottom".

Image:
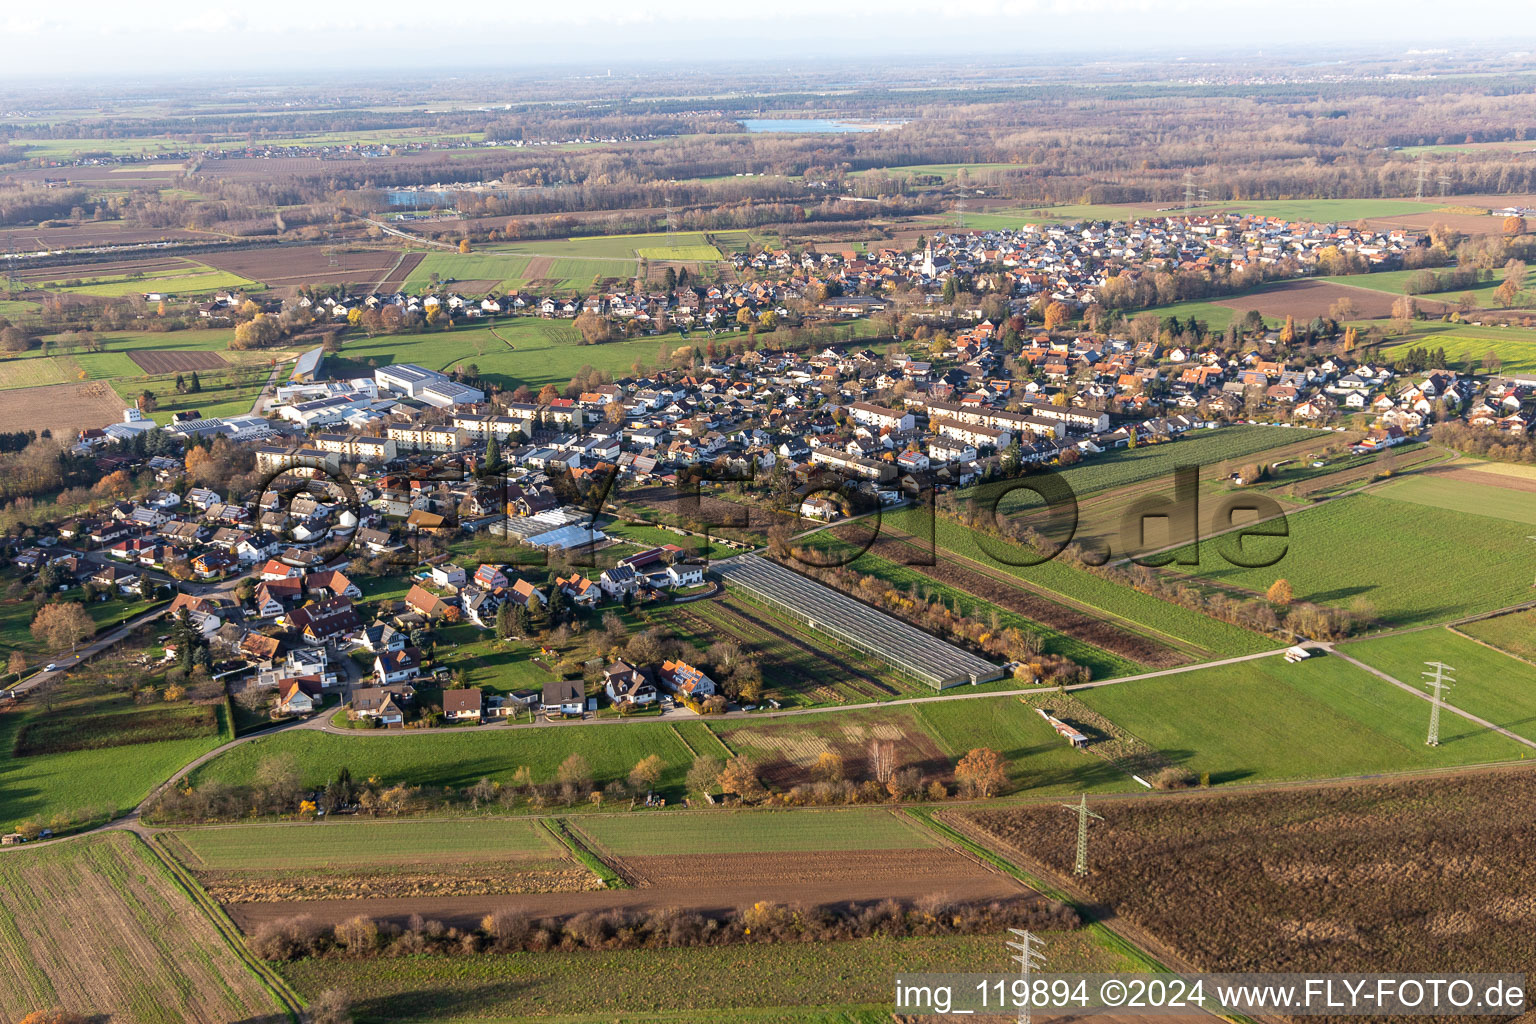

{"left": 362, "top": 218, "right": 458, "bottom": 250}
{"left": 10, "top": 551, "right": 244, "bottom": 695}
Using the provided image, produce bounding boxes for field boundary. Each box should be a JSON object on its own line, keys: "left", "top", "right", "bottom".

{"left": 1447, "top": 618, "right": 1536, "bottom": 669}
{"left": 545, "top": 819, "right": 629, "bottom": 888}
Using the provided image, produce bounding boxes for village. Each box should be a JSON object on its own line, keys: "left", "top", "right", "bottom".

{"left": 1, "top": 209, "right": 1529, "bottom": 730}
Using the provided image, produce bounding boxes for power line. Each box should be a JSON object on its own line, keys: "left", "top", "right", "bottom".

{"left": 1060, "top": 793, "right": 1103, "bottom": 876}
{"left": 1421, "top": 661, "right": 1456, "bottom": 747}
{"left": 1006, "top": 928, "right": 1047, "bottom": 1024}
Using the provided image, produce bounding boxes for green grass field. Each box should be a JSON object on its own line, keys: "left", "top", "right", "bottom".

{"left": 1164, "top": 493, "right": 1536, "bottom": 628}
{"left": 636, "top": 244, "right": 723, "bottom": 260}
{"left": 0, "top": 704, "right": 226, "bottom": 830}
{"left": 44, "top": 268, "right": 260, "bottom": 298}
{"left": 1032, "top": 425, "right": 1316, "bottom": 497}
{"left": 186, "top": 722, "right": 699, "bottom": 801}
{"left": 0, "top": 592, "right": 160, "bottom": 658}
{"left": 1374, "top": 473, "right": 1536, "bottom": 525}
{"left": 2, "top": 327, "right": 288, "bottom": 394}
{"left": 575, "top": 807, "right": 937, "bottom": 856}
{"left": 1379, "top": 325, "right": 1536, "bottom": 376}
{"left": 1182, "top": 198, "right": 1440, "bottom": 222}
{"left": 189, "top": 692, "right": 1137, "bottom": 807}
{"left": 602, "top": 519, "right": 736, "bottom": 560}
{"left": 0, "top": 355, "right": 70, "bottom": 389}
{"left": 164, "top": 818, "right": 560, "bottom": 870}
{"left": 334, "top": 319, "right": 680, "bottom": 392}
{"left": 281, "top": 929, "right": 1129, "bottom": 1023}
{"left": 1459, "top": 609, "right": 1536, "bottom": 662}
{"left": 878, "top": 509, "right": 1273, "bottom": 659}
{"left": 1342, "top": 629, "right": 1536, "bottom": 744}
{"left": 402, "top": 252, "right": 532, "bottom": 292}
{"left": 1077, "top": 653, "right": 1528, "bottom": 784}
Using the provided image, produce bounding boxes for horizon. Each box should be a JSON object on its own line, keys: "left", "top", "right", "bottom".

{"left": 3, "top": 1, "right": 1536, "bottom": 79}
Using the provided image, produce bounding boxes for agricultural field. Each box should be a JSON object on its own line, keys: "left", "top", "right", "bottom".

{"left": 709, "top": 699, "right": 1129, "bottom": 796}
{"left": 1380, "top": 323, "right": 1536, "bottom": 376}
{"left": 574, "top": 807, "right": 938, "bottom": 855}
{"left": 0, "top": 674, "right": 226, "bottom": 832}
{"left": 185, "top": 721, "right": 699, "bottom": 802}
{"left": 161, "top": 818, "right": 602, "bottom": 905}
{"left": 961, "top": 767, "right": 1536, "bottom": 977}
{"left": 281, "top": 928, "right": 1128, "bottom": 1023}
{"left": 1214, "top": 278, "right": 1448, "bottom": 320}
{"left": 1373, "top": 466, "right": 1536, "bottom": 525}
{"left": 794, "top": 529, "right": 1140, "bottom": 680}
{"left": 566, "top": 805, "right": 1025, "bottom": 909}
{"left": 1459, "top": 608, "right": 1536, "bottom": 662}
{"left": 401, "top": 251, "right": 534, "bottom": 292}
{"left": 1075, "top": 653, "right": 1526, "bottom": 784}
{"left": 202, "top": 245, "right": 405, "bottom": 291}
{"left": 659, "top": 595, "right": 925, "bottom": 706}
{"left": 1162, "top": 493, "right": 1536, "bottom": 628}
{"left": 1016, "top": 425, "right": 1316, "bottom": 498}
{"left": 1340, "top": 628, "right": 1536, "bottom": 743}
{"left": 878, "top": 508, "right": 1274, "bottom": 659}
{"left": 0, "top": 378, "right": 124, "bottom": 433}
{"left": 635, "top": 243, "right": 723, "bottom": 260}
{"left": 1182, "top": 197, "right": 1441, "bottom": 221}
{"left": 35, "top": 261, "right": 261, "bottom": 298}
{"left": 164, "top": 818, "right": 562, "bottom": 871}
{"left": 0, "top": 832, "right": 286, "bottom": 1024}
{"left": 497, "top": 229, "right": 753, "bottom": 259}
{"left": 332, "top": 318, "right": 671, "bottom": 392}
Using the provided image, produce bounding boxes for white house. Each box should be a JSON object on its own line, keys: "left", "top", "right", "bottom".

{"left": 665, "top": 563, "right": 704, "bottom": 589}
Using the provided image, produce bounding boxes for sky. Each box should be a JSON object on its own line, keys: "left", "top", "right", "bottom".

{"left": 2, "top": 0, "right": 1534, "bottom": 78}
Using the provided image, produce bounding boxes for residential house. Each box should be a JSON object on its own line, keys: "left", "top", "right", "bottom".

{"left": 541, "top": 680, "right": 586, "bottom": 716}
{"left": 374, "top": 646, "right": 424, "bottom": 686}
{"left": 661, "top": 659, "right": 716, "bottom": 699}
{"left": 603, "top": 661, "right": 659, "bottom": 705}
{"left": 442, "top": 688, "right": 483, "bottom": 722}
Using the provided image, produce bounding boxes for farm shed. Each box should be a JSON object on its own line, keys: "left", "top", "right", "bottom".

{"left": 714, "top": 555, "right": 1003, "bottom": 689}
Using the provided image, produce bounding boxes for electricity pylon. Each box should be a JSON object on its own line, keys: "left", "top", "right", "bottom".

{"left": 1422, "top": 661, "right": 1456, "bottom": 747}
{"left": 1183, "top": 170, "right": 1195, "bottom": 209}
{"left": 1415, "top": 155, "right": 1429, "bottom": 200}
{"left": 1007, "top": 928, "right": 1047, "bottom": 1024}
{"left": 1060, "top": 793, "right": 1103, "bottom": 876}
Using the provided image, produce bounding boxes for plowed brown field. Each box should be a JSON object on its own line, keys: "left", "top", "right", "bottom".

{"left": 1215, "top": 279, "right": 1449, "bottom": 319}
{"left": 0, "top": 380, "right": 123, "bottom": 433}
{"left": 227, "top": 845, "right": 1026, "bottom": 931}
{"left": 128, "top": 349, "right": 228, "bottom": 373}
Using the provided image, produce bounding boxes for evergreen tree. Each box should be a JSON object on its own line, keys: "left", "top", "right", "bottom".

{"left": 485, "top": 434, "right": 501, "bottom": 471}
{"left": 189, "top": 371, "right": 201, "bottom": 394}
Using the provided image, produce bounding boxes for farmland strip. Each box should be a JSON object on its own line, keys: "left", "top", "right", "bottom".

{"left": 836, "top": 523, "right": 1192, "bottom": 667}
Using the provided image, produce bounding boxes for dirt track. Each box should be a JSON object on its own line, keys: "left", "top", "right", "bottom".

{"left": 225, "top": 848, "right": 1027, "bottom": 931}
